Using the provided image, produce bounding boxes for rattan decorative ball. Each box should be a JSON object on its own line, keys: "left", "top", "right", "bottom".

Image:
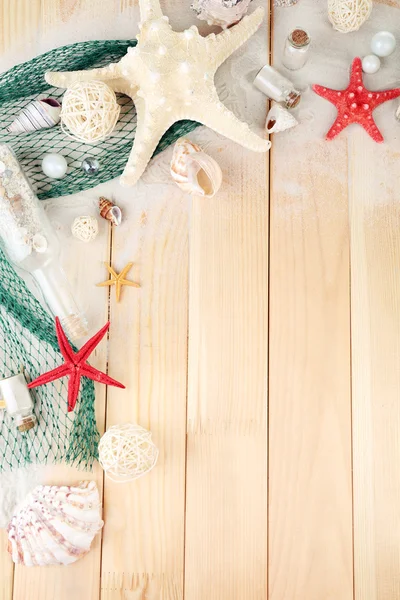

{"left": 328, "top": 0, "right": 372, "bottom": 33}
{"left": 98, "top": 424, "right": 159, "bottom": 483}
{"left": 61, "top": 80, "right": 121, "bottom": 143}
{"left": 71, "top": 215, "right": 99, "bottom": 242}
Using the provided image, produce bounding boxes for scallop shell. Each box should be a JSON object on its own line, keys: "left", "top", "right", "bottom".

{"left": 99, "top": 197, "right": 122, "bottom": 226}
{"left": 7, "top": 99, "right": 61, "bottom": 134}
{"left": 265, "top": 103, "right": 298, "bottom": 134}
{"left": 7, "top": 481, "right": 103, "bottom": 567}
{"left": 191, "top": 0, "right": 252, "bottom": 28}
{"left": 170, "top": 138, "right": 223, "bottom": 198}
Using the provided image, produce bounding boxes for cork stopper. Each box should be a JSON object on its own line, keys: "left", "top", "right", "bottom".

{"left": 16, "top": 415, "right": 36, "bottom": 432}
{"left": 289, "top": 28, "right": 310, "bottom": 49}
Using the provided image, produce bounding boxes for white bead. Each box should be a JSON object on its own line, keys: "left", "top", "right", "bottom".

{"left": 362, "top": 54, "right": 381, "bottom": 74}
{"left": 41, "top": 154, "right": 68, "bottom": 179}
{"left": 371, "top": 31, "right": 396, "bottom": 57}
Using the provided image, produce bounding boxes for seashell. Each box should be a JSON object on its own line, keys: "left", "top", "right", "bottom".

{"left": 7, "top": 481, "right": 103, "bottom": 567}
{"left": 31, "top": 233, "right": 48, "bottom": 253}
{"left": 99, "top": 197, "right": 122, "bottom": 226}
{"left": 191, "top": 0, "right": 252, "bottom": 28}
{"left": 265, "top": 103, "right": 298, "bottom": 134}
{"left": 170, "top": 138, "right": 223, "bottom": 198}
{"left": 7, "top": 98, "right": 61, "bottom": 134}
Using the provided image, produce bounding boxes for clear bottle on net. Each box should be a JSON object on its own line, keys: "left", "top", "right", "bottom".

{"left": 0, "top": 144, "right": 88, "bottom": 341}
{"left": 0, "top": 372, "right": 36, "bottom": 432}
{"left": 282, "top": 28, "right": 311, "bottom": 71}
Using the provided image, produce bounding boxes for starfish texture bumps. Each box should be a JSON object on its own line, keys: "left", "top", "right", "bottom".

{"left": 313, "top": 57, "right": 400, "bottom": 143}
{"left": 28, "top": 318, "right": 125, "bottom": 412}
{"left": 97, "top": 262, "right": 140, "bottom": 302}
{"left": 45, "top": 0, "right": 270, "bottom": 187}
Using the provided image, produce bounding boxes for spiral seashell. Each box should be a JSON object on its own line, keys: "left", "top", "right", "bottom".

{"left": 170, "top": 138, "right": 223, "bottom": 198}
{"left": 191, "top": 0, "right": 252, "bottom": 28}
{"left": 7, "top": 98, "right": 61, "bottom": 134}
{"left": 99, "top": 197, "right": 122, "bottom": 226}
{"left": 7, "top": 481, "right": 103, "bottom": 567}
{"left": 265, "top": 103, "right": 298, "bottom": 134}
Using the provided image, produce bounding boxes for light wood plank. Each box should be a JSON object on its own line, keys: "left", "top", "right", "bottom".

{"left": 0, "top": 0, "right": 41, "bottom": 55}
{"left": 12, "top": 199, "right": 110, "bottom": 600}
{"left": 268, "top": 134, "right": 353, "bottom": 599}
{"left": 350, "top": 130, "right": 400, "bottom": 600}
{"left": 0, "top": 531, "right": 13, "bottom": 600}
{"left": 101, "top": 177, "right": 189, "bottom": 600}
{"left": 184, "top": 133, "right": 268, "bottom": 598}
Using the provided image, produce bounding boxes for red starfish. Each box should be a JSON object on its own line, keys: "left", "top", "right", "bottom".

{"left": 28, "top": 317, "right": 125, "bottom": 412}
{"left": 312, "top": 57, "right": 400, "bottom": 143}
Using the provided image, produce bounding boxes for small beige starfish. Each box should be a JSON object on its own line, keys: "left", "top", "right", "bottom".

{"left": 97, "top": 262, "right": 140, "bottom": 302}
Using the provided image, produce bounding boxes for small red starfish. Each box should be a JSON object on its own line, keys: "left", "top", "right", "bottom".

{"left": 313, "top": 57, "right": 400, "bottom": 143}
{"left": 28, "top": 317, "right": 125, "bottom": 412}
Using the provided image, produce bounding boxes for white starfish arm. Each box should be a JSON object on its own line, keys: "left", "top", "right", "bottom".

{"left": 187, "top": 101, "right": 270, "bottom": 152}
{"left": 45, "top": 63, "right": 120, "bottom": 88}
{"left": 139, "top": 0, "right": 162, "bottom": 22}
{"left": 120, "top": 100, "right": 171, "bottom": 187}
{"left": 207, "top": 7, "right": 265, "bottom": 69}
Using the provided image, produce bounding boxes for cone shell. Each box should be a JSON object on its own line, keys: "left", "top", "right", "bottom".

{"left": 265, "top": 103, "right": 298, "bottom": 134}
{"left": 191, "top": 0, "right": 252, "bottom": 28}
{"left": 7, "top": 98, "right": 61, "bottom": 134}
{"left": 99, "top": 197, "right": 122, "bottom": 226}
{"left": 170, "top": 138, "right": 223, "bottom": 198}
{"left": 7, "top": 481, "right": 103, "bottom": 567}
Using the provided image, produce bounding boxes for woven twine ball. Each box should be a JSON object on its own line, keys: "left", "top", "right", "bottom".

{"left": 328, "top": 0, "right": 372, "bottom": 33}
{"left": 98, "top": 423, "right": 159, "bottom": 483}
{"left": 61, "top": 80, "right": 121, "bottom": 143}
{"left": 71, "top": 215, "right": 99, "bottom": 242}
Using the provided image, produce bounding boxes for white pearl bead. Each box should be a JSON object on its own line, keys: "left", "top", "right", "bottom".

{"left": 41, "top": 154, "right": 68, "bottom": 179}
{"left": 362, "top": 54, "right": 381, "bottom": 74}
{"left": 371, "top": 31, "right": 396, "bottom": 57}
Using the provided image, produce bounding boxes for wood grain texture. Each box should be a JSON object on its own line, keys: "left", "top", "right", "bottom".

{"left": 101, "top": 180, "right": 189, "bottom": 600}
{"left": 0, "top": 0, "right": 41, "bottom": 54}
{"left": 0, "top": 531, "right": 13, "bottom": 600}
{"left": 184, "top": 138, "right": 268, "bottom": 599}
{"left": 12, "top": 203, "right": 110, "bottom": 600}
{"left": 268, "top": 138, "right": 353, "bottom": 600}
{"left": 350, "top": 131, "right": 400, "bottom": 600}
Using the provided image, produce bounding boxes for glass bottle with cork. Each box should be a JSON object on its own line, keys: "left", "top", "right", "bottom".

{"left": 282, "top": 28, "right": 311, "bottom": 71}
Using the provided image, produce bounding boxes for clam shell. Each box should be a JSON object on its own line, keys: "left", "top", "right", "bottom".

{"left": 191, "top": 0, "right": 252, "bottom": 28}
{"left": 170, "top": 138, "right": 223, "bottom": 198}
{"left": 7, "top": 481, "right": 103, "bottom": 567}
{"left": 265, "top": 103, "right": 298, "bottom": 134}
{"left": 7, "top": 99, "right": 61, "bottom": 134}
{"left": 99, "top": 197, "right": 122, "bottom": 226}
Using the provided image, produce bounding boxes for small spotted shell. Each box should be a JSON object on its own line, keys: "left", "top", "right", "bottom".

{"left": 170, "top": 138, "right": 223, "bottom": 198}
{"left": 99, "top": 197, "right": 122, "bottom": 226}
{"left": 191, "top": 0, "right": 252, "bottom": 29}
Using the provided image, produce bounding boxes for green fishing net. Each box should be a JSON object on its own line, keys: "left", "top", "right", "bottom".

{"left": 0, "top": 39, "right": 199, "bottom": 199}
{"left": 0, "top": 247, "right": 98, "bottom": 471}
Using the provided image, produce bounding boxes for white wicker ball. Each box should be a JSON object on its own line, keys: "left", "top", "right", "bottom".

{"left": 71, "top": 215, "right": 99, "bottom": 243}
{"left": 328, "top": 0, "right": 372, "bottom": 33}
{"left": 61, "top": 80, "right": 121, "bottom": 143}
{"left": 98, "top": 424, "right": 159, "bottom": 483}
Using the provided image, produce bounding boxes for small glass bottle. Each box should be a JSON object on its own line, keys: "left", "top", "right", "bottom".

{"left": 0, "top": 373, "right": 36, "bottom": 432}
{"left": 0, "top": 145, "right": 88, "bottom": 340}
{"left": 282, "top": 28, "right": 311, "bottom": 71}
{"left": 254, "top": 65, "right": 301, "bottom": 108}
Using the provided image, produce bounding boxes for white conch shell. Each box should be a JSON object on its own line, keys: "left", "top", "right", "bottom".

{"left": 265, "top": 103, "right": 298, "bottom": 134}
{"left": 7, "top": 481, "right": 103, "bottom": 567}
{"left": 7, "top": 98, "right": 61, "bottom": 134}
{"left": 191, "top": 0, "right": 252, "bottom": 28}
{"left": 170, "top": 138, "right": 223, "bottom": 198}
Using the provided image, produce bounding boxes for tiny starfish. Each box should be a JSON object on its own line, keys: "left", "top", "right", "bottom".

{"left": 28, "top": 318, "right": 125, "bottom": 412}
{"left": 45, "top": 0, "right": 270, "bottom": 187}
{"left": 97, "top": 262, "right": 140, "bottom": 302}
{"left": 313, "top": 57, "right": 400, "bottom": 143}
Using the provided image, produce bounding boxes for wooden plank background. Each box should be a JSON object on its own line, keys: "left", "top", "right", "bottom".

{"left": 1, "top": 0, "right": 400, "bottom": 599}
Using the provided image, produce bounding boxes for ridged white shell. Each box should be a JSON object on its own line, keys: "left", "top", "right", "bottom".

{"left": 7, "top": 481, "right": 103, "bottom": 567}
{"left": 191, "top": 0, "right": 252, "bottom": 28}
{"left": 7, "top": 99, "right": 61, "bottom": 134}
{"left": 265, "top": 103, "right": 298, "bottom": 134}
{"left": 170, "top": 138, "right": 223, "bottom": 198}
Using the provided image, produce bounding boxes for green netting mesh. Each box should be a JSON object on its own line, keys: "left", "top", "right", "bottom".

{"left": 0, "top": 39, "right": 199, "bottom": 199}
{"left": 0, "top": 246, "right": 98, "bottom": 471}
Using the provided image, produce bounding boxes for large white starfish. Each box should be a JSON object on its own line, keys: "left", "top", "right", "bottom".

{"left": 45, "top": 0, "right": 270, "bottom": 187}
